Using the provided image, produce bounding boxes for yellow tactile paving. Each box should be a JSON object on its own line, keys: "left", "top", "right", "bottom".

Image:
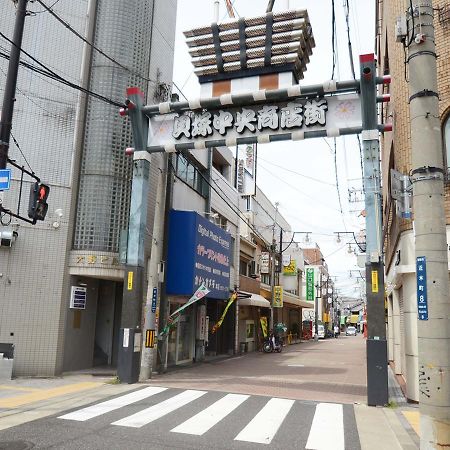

{"left": 0, "top": 382, "right": 101, "bottom": 408}
{"left": 402, "top": 410, "right": 420, "bottom": 436}
{"left": 0, "top": 385, "right": 40, "bottom": 393}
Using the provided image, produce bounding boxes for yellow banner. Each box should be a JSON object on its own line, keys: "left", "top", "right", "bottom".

{"left": 273, "top": 285, "right": 283, "bottom": 308}
{"left": 211, "top": 292, "right": 237, "bottom": 334}
{"left": 127, "top": 271, "right": 133, "bottom": 290}
{"left": 283, "top": 260, "right": 297, "bottom": 276}
{"left": 372, "top": 270, "right": 379, "bottom": 293}
{"left": 260, "top": 317, "right": 268, "bottom": 338}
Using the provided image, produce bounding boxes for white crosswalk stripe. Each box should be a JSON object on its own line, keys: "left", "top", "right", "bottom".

{"left": 171, "top": 393, "right": 249, "bottom": 435}
{"left": 58, "top": 386, "right": 168, "bottom": 422}
{"left": 57, "top": 387, "right": 348, "bottom": 447}
{"left": 305, "top": 403, "right": 345, "bottom": 450}
{"left": 234, "top": 397, "right": 295, "bottom": 445}
{"left": 112, "top": 389, "right": 206, "bottom": 428}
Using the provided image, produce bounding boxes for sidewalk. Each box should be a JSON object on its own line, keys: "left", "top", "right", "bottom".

{"left": 0, "top": 374, "right": 138, "bottom": 431}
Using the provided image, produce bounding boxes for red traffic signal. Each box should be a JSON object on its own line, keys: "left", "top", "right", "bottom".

{"left": 28, "top": 182, "right": 50, "bottom": 221}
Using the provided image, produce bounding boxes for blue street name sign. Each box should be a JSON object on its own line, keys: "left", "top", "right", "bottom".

{"left": 151, "top": 287, "right": 157, "bottom": 313}
{"left": 0, "top": 169, "right": 11, "bottom": 191}
{"left": 416, "top": 256, "right": 428, "bottom": 320}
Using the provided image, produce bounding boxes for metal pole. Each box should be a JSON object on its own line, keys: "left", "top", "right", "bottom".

{"left": 314, "top": 280, "right": 319, "bottom": 341}
{"left": 117, "top": 88, "right": 149, "bottom": 384}
{"left": 359, "top": 54, "right": 388, "bottom": 406}
{"left": 407, "top": 2, "right": 450, "bottom": 446}
{"left": 213, "top": 0, "right": 219, "bottom": 22}
{"left": 0, "top": 0, "right": 28, "bottom": 170}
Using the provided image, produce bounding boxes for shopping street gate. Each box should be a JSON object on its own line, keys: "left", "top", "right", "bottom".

{"left": 119, "top": 52, "right": 391, "bottom": 408}
{"left": 122, "top": 76, "right": 391, "bottom": 155}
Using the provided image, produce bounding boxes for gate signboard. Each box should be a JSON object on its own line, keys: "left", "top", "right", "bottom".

{"left": 147, "top": 94, "right": 362, "bottom": 153}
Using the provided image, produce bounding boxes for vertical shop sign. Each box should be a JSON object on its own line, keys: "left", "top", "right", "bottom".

{"left": 306, "top": 268, "right": 315, "bottom": 301}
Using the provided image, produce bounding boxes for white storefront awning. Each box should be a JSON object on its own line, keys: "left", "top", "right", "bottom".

{"left": 239, "top": 292, "right": 271, "bottom": 308}
{"left": 283, "top": 292, "right": 312, "bottom": 309}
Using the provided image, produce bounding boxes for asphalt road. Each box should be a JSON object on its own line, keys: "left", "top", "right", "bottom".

{"left": 0, "top": 336, "right": 368, "bottom": 449}
{"left": 0, "top": 384, "right": 361, "bottom": 449}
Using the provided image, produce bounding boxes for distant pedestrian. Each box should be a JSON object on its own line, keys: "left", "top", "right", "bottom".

{"left": 334, "top": 325, "right": 339, "bottom": 338}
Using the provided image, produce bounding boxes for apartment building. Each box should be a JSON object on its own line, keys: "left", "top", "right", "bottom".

{"left": 0, "top": 0, "right": 177, "bottom": 376}
{"left": 377, "top": 0, "right": 450, "bottom": 401}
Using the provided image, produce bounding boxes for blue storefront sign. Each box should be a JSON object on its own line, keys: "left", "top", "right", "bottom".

{"left": 166, "top": 210, "right": 231, "bottom": 299}
{"left": 416, "top": 256, "right": 428, "bottom": 320}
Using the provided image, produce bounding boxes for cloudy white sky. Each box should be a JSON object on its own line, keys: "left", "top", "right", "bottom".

{"left": 172, "top": 0, "right": 376, "bottom": 298}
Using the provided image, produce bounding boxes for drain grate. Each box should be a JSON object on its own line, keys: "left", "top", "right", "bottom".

{"left": 0, "top": 442, "right": 35, "bottom": 450}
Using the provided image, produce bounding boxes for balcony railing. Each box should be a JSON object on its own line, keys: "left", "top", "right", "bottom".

{"left": 239, "top": 275, "right": 260, "bottom": 294}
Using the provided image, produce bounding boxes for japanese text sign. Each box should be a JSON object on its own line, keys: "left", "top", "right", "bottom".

{"left": 148, "top": 95, "right": 362, "bottom": 151}
{"left": 416, "top": 256, "right": 428, "bottom": 320}
{"left": 306, "top": 268, "right": 315, "bottom": 301}
{"left": 167, "top": 210, "right": 231, "bottom": 299}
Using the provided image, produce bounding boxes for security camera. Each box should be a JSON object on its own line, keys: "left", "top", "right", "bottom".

{"left": 0, "top": 229, "right": 18, "bottom": 247}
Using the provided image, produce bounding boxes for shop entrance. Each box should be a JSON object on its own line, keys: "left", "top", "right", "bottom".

{"left": 167, "top": 299, "right": 195, "bottom": 366}
{"left": 93, "top": 280, "right": 122, "bottom": 368}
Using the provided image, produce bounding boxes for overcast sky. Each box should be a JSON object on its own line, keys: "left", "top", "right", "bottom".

{"left": 172, "top": 0, "right": 376, "bottom": 299}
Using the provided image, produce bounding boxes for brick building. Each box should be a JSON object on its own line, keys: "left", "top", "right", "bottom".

{"left": 377, "top": 0, "right": 450, "bottom": 401}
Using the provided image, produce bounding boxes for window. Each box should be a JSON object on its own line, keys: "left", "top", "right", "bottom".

{"left": 445, "top": 114, "right": 450, "bottom": 174}
{"left": 174, "top": 153, "right": 208, "bottom": 197}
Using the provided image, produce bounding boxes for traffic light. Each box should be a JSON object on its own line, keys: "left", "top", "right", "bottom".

{"left": 28, "top": 182, "right": 50, "bottom": 221}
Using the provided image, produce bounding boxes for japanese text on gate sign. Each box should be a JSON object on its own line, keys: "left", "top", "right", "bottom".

{"left": 416, "top": 256, "right": 428, "bottom": 320}
{"left": 172, "top": 98, "right": 328, "bottom": 139}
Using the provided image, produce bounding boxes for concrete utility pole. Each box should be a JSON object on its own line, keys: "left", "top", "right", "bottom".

{"left": 359, "top": 54, "right": 388, "bottom": 406}
{"left": 117, "top": 88, "right": 149, "bottom": 384}
{"left": 139, "top": 158, "right": 166, "bottom": 380}
{"left": 0, "top": 0, "right": 28, "bottom": 170}
{"left": 407, "top": 2, "right": 450, "bottom": 447}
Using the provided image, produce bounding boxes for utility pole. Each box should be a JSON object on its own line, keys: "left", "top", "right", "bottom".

{"left": 314, "top": 268, "right": 322, "bottom": 341}
{"left": 139, "top": 158, "right": 166, "bottom": 380}
{"left": 359, "top": 54, "right": 388, "bottom": 406}
{"left": 407, "top": 2, "right": 450, "bottom": 446}
{"left": 0, "top": 0, "right": 28, "bottom": 170}
{"left": 117, "top": 88, "right": 149, "bottom": 384}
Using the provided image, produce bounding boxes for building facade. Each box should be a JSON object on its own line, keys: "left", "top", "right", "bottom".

{"left": 0, "top": 0, "right": 177, "bottom": 376}
{"left": 377, "top": 0, "right": 450, "bottom": 401}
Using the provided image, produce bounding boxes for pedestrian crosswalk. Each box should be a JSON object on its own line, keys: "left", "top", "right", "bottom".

{"left": 58, "top": 386, "right": 352, "bottom": 448}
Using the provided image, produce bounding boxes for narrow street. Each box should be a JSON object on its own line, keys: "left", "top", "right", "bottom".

{"left": 152, "top": 334, "right": 367, "bottom": 404}
{"left": 0, "top": 336, "right": 418, "bottom": 449}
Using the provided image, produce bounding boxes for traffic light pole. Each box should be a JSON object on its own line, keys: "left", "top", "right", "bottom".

{"left": 0, "top": 0, "right": 28, "bottom": 170}
{"left": 359, "top": 54, "right": 388, "bottom": 406}
{"left": 117, "top": 87, "right": 149, "bottom": 383}
{"left": 407, "top": 2, "right": 450, "bottom": 446}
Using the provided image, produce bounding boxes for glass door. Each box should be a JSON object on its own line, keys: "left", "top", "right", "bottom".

{"left": 176, "top": 308, "right": 194, "bottom": 364}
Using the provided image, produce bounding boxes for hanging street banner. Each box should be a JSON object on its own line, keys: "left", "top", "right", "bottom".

{"left": 260, "top": 252, "right": 270, "bottom": 274}
{"left": 147, "top": 94, "right": 362, "bottom": 152}
{"left": 273, "top": 285, "right": 283, "bottom": 308}
{"left": 211, "top": 292, "right": 237, "bottom": 334}
{"left": 306, "top": 267, "right": 315, "bottom": 301}
{"left": 416, "top": 256, "right": 428, "bottom": 320}
{"left": 159, "top": 283, "right": 210, "bottom": 338}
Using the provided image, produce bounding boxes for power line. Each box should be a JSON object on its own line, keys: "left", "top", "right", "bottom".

{"left": 0, "top": 38, "right": 123, "bottom": 107}
{"left": 35, "top": 0, "right": 154, "bottom": 85}
{"left": 10, "top": 132, "right": 33, "bottom": 174}
{"left": 28, "top": 0, "right": 62, "bottom": 14}
{"left": 331, "top": 0, "right": 337, "bottom": 79}
{"left": 258, "top": 156, "right": 336, "bottom": 186}
{"left": 334, "top": 138, "right": 344, "bottom": 215}
{"left": 344, "top": 0, "right": 356, "bottom": 79}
